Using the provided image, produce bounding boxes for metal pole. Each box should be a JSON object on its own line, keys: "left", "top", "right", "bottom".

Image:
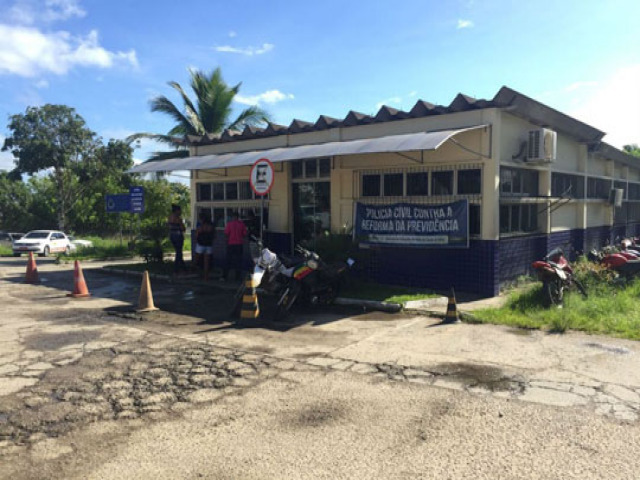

{"left": 260, "top": 195, "right": 265, "bottom": 242}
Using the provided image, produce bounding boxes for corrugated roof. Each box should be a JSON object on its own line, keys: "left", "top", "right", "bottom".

{"left": 179, "top": 86, "right": 611, "bottom": 150}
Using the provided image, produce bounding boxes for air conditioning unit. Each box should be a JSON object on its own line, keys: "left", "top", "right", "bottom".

{"left": 526, "top": 128, "right": 557, "bottom": 163}
{"left": 609, "top": 188, "right": 624, "bottom": 207}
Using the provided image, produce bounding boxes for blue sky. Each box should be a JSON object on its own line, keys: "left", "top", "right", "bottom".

{"left": 1, "top": 0, "right": 639, "bottom": 175}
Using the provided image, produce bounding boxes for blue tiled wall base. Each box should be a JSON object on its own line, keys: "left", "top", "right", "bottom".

{"left": 356, "top": 240, "right": 499, "bottom": 297}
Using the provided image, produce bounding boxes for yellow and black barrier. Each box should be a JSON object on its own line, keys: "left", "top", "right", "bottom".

{"left": 443, "top": 287, "right": 459, "bottom": 323}
{"left": 240, "top": 274, "right": 260, "bottom": 319}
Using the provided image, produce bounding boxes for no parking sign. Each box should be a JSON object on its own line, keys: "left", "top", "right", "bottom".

{"left": 250, "top": 158, "right": 275, "bottom": 196}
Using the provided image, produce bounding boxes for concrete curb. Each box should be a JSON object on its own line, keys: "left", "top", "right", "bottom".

{"left": 334, "top": 297, "right": 403, "bottom": 313}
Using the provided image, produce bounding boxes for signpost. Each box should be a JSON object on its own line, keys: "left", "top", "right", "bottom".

{"left": 249, "top": 158, "right": 275, "bottom": 241}
{"left": 129, "top": 186, "right": 145, "bottom": 214}
{"left": 106, "top": 187, "right": 145, "bottom": 245}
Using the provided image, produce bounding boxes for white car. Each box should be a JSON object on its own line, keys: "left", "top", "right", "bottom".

{"left": 67, "top": 236, "right": 94, "bottom": 251}
{"left": 12, "top": 230, "right": 73, "bottom": 257}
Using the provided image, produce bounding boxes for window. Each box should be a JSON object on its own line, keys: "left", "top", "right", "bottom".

{"left": 500, "top": 167, "right": 538, "bottom": 196}
{"left": 291, "top": 161, "right": 303, "bottom": 179}
{"left": 432, "top": 171, "right": 453, "bottom": 195}
{"left": 469, "top": 204, "right": 480, "bottom": 236}
{"left": 225, "top": 182, "right": 238, "bottom": 200}
{"left": 407, "top": 172, "right": 429, "bottom": 196}
{"left": 239, "top": 181, "right": 252, "bottom": 200}
{"left": 629, "top": 183, "right": 640, "bottom": 201}
{"left": 197, "top": 183, "right": 211, "bottom": 201}
{"left": 384, "top": 173, "right": 403, "bottom": 197}
{"left": 457, "top": 169, "right": 481, "bottom": 195}
{"left": 500, "top": 204, "right": 538, "bottom": 234}
{"left": 587, "top": 177, "right": 611, "bottom": 199}
{"left": 212, "top": 183, "right": 224, "bottom": 200}
{"left": 291, "top": 158, "right": 331, "bottom": 179}
{"left": 362, "top": 174, "right": 381, "bottom": 197}
{"left": 551, "top": 173, "right": 584, "bottom": 198}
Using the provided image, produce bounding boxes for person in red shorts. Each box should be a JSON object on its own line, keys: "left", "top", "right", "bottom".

{"left": 223, "top": 212, "right": 247, "bottom": 281}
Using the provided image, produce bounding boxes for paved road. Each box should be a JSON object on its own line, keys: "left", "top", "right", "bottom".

{"left": 2, "top": 257, "right": 640, "bottom": 479}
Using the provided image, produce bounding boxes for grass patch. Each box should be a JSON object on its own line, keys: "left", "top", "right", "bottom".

{"left": 0, "top": 245, "right": 13, "bottom": 257}
{"left": 473, "top": 279, "right": 640, "bottom": 340}
{"left": 342, "top": 279, "right": 438, "bottom": 303}
{"left": 58, "top": 235, "right": 192, "bottom": 262}
{"left": 60, "top": 236, "right": 135, "bottom": 261}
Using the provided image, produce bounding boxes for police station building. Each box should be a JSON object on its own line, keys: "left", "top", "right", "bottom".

{"left": 130, "top": 86, "right": 639, "bottom": 296}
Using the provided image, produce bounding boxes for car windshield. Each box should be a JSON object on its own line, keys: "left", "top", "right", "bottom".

{"left": 24, "top": 232, "right": 49, "bottom": 239}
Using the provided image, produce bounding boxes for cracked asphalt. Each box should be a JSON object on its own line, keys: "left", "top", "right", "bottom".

{"left": 2, "top": 257, "right": 640, "bottom": 479}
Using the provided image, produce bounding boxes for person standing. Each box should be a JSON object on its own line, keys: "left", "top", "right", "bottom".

{"left": 168, "top": 204, "right": 186, "bottom": 273}
{"left": 223, "top": 211, "right": 247, "bottom": 281}
{"left": 195, "top": 213, "right": 215, "bottom": 281}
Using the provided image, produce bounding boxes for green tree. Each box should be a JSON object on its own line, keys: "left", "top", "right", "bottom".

{"left": 0, "top": 172, "right": 34, "bottom": 231}
{"left": 624, "top": 144, "right": 640, "bottom": 158}
{"left": 1, "top": 105, "right": 103, "bottom": 230}
{"left": 129, "top": 67, "right": 270, "bottom": 160}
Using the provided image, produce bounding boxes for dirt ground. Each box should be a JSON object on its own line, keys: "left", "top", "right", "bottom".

{"left": 2, "top": 257, "right": 640, "bottom": 479}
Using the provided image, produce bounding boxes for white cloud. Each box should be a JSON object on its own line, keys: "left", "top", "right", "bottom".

{"left": 8, "top": 0, "right": 86, "bottom": 25}
{"left": 457, "top": 19, "right": 474, "bottom": 29}
{"left": 34, "top": 79, "right": 49, "bottom": 88}
{"left": 214, "top": 43, "right": 274, "bottom": 56}
{"left": 228, "top": 31, "right": 237, "bottom": 38}
{"left": 570, "top": 64, "right": 640, "bottom": 148}
{"left": 565, "top": 81, "right": 598, "bottom": 92}
{"left": 235, "top": 89, "right": 294, "bottom": 106}
{"left": 0, "top": 25, "right": 138, "bottom": 77}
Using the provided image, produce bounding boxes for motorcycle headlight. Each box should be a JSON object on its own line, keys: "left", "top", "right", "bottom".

{"left": 307, "top": 259, "right": 319, "bottom": 270}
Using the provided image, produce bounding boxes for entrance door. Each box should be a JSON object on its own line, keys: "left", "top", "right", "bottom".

{"left": 292, "top": 181, "right": 330, "bottom": 247}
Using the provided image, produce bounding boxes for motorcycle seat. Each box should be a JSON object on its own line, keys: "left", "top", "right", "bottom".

{"left": 279, "top": 254, "right": 305, "bottom": 268}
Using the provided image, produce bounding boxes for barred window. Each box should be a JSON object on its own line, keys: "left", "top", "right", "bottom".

{"left": 500, "top": 167, "right": 538, "bottom": 196}
{"left": 457, "top": 169, "right": 481, "bottom": 195}
{"left": 500, "top": 204, "right": 538, "bottom": 234}
{"left": 587, "top": 177, "right": 611, "bottom": 199}
{"left": 432, "top": 171, "right": 453, "bottom": 195}
{"left": 407, "top": 172, "right": 429, "bottom": 196}
{"left": 551, "top": 173, "right": 584, "bottom": 198}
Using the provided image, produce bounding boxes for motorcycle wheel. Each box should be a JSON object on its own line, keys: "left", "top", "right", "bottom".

{"left": 272, "top": 282, "right": 301, "bottom": 322}
{"left": 544, "top": 279, "right": 564, "bottom": 307}
{"left": 573, "top": 278, "right": 588, "bottom": 299}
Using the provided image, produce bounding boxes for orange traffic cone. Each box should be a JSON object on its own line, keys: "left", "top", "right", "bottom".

{"left": 67, "top": 260, "right": 91, "bottom": 298}
{"left": 137, "top": 270, "right": 158, "bottom": 312}
{"left": 25, "top": 252, "right": 39, "bottom": 284}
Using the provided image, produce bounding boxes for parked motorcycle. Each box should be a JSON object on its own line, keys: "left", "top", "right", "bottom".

{"left": 590, "top": 242, "right": 640, "bottom": 279}
{"left": 531, "top": 248, "right": 587, "bottom": 306}
{"left": 231, "top": 239, "right": 354, "bottom": 321}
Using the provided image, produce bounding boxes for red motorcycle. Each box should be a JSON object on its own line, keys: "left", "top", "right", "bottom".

{"left": 532, "top": 248, "right": 587, "bottom": 306}
{"left": 592, "top": 239, "right": 640, "bottom": 279}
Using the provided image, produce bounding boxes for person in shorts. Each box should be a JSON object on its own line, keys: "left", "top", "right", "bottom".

{"left": 195, "top": 213, "right": 215, "bottom": 281}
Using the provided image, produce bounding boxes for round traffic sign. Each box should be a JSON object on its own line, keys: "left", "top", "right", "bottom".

{"left": 250, "top": 158, "right": 275, "bottom": 196}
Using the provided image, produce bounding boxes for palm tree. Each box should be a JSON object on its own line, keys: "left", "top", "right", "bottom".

{"left": 130, "top": 68, "right": 270, "bottom": 161}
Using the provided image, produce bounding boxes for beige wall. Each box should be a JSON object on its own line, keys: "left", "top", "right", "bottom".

{"left": 189, "top": 107, "right": 629, "bottom": 240}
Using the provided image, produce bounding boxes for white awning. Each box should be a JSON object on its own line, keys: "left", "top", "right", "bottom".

{"left": 128, "top": 125, "right": 487, "bottom": 173}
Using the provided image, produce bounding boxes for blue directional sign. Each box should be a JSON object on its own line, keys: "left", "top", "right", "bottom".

{"left": 106, "top": 194, "right": 131, "bottom": 213}
{"left": 129, "top": 186, "right": 145, "bottom": 214}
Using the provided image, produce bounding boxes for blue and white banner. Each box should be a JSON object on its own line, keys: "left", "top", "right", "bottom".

{"left": 354, "top": 200, "right": 469, "bottom": 248}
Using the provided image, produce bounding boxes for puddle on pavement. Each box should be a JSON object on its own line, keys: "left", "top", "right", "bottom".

{"left": 24, "top": 330, "right": 102, "bottom": 351}
{"left": 584, "top": 342, "right": 631, "bottom": 355}
{"left": 431, "top": 362, "right": 522, "bottom": 392}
